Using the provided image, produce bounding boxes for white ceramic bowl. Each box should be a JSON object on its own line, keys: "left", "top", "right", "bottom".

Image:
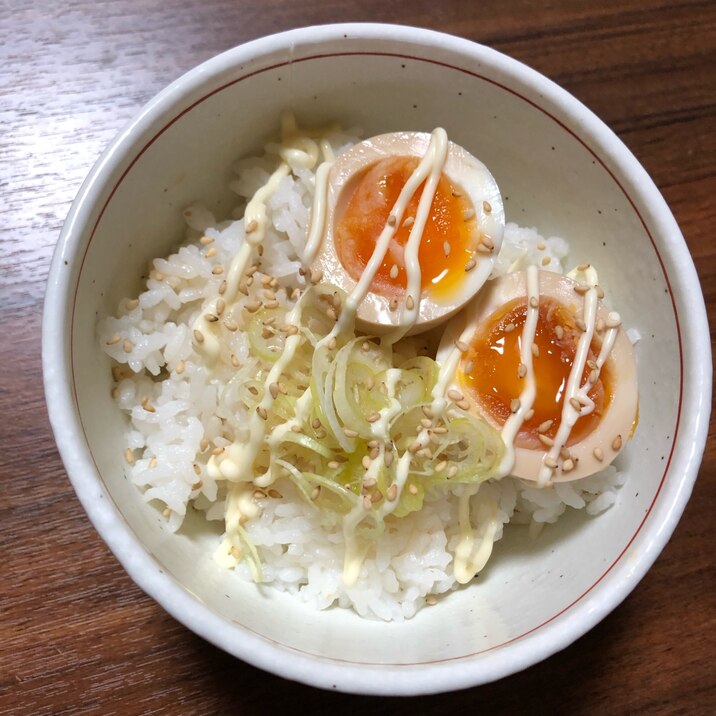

{"left": 43, "top": 24, "right": 711, "bottom": 695}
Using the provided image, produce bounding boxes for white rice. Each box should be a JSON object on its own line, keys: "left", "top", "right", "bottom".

{"left": 99, "top": 132, "right": 626, "bottom": 621}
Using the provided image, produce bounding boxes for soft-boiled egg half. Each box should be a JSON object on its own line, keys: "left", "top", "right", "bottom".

{"left": 307, "top": 130, "right": 505, "bottom": 335}
{"left": 437, "top": 268, "right": 638, "bottom": 483}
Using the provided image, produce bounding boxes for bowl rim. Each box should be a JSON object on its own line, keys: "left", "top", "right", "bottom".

{"left": 42, "top": 22, "right": 712, "bottom": 695}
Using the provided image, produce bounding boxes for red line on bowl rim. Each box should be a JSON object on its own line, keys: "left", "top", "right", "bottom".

{"left": 69, "top": 49, "right": 684, "bottom": 667}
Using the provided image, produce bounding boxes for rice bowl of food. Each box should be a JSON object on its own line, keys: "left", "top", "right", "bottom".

{"left": 43, "top": 24, "right": 710, "bottom": 694}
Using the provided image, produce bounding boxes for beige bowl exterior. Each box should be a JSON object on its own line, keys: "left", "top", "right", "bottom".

{"left": 43, "top": 24, "right": 710, "bottom": 695}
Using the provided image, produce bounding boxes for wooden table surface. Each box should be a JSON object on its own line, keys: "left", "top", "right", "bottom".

{"left": 2, "top": 1, "right": 714, "bottom": 713}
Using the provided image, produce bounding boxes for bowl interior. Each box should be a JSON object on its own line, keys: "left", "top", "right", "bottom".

{"left": 56, "top": 27, "right": 694, "bottom": 689}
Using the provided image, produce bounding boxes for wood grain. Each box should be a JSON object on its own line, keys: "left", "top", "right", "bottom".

{"left": 1, "top": 1, "right": 714, "bottom": 713}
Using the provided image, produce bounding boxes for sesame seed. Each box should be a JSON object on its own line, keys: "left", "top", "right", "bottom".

{"left": 246, "top": 265, "right": 259, "bottom": 277}
{"left": 577, "top": 263, "right": 590, "bottom": 271}
{"left": 389, "top": 297, "right": 399, "bottom": 312}
{"left": 541, "top": 256, "right": 551, "bottom": 266}
{"left": 176, "top": 360, "right": 185, "bottom": 375}
{"left": 465, "top": 258, "right": 477, "bottom": 271}
{"left": 443, "top": 241, "right": 451, "bottom": 257}
{"left": 245, "top": 219, "right": 258, "bottom": 234}
{"left": 465, "top": 360, "right": 474, "bottom": 374}
{"left": 312, "top": 418, "right": 322, "bottom": 429}
{"left": 193, "top": 329, "right": 205, "bottom": 345}
{"left": 510, "top": 398, "right": 521, "bottom": 413}
{"left": 344, "top": 428, "right": 358, "bottom": 438}
{"left": 193, "top": 463, "right": 201, "bottom": 475}
{"left": 538, "top": 419, "right": 553, "bottom": 433}
{"left": 447, "top": 388, "right": 464, "bottom": 402}
{"left": 363, "top": 496, "right": 372, "bottom": 510}
{"left": 367, "top": 412, "right": 381, "bottom": 423}
{"left": 263, "top": 288, "right": 276, "bottom": 301}
{"left": 554, "top": 325, "right": 564, "bottom": 339}
{"left": 476, "top": 244, "right": 492, "bottom": 254}
{"left": 435, "top": 460, "right": 447, "bottom": 473}
{"left": 455, "top": 340, "right": 468, "bottom": 353}
{"left": 389, "top": 264, "right": 399, "bottom": 280}
{"left": 200, "top": 235, "right": 214, "bottom": 245}
{"left": 362, "top": 341, "right": 371, "bottom": 352}
{"left": 569, "top": 397, "right": 582, "bottom": 411}
{"left": 384, "top": 451, "right": 394, "bottom": 468}
{"left": 163, "top": 507, "right": 171, "bottom": 517}
{"left": 244, "top": 300, "right": 261, "bottom": 313}
{"left": 574, "top": 284, "right": 589, "bottom": 295}
{"left": 204, "top": 313, "right": 219, "bottom": 323}
{"left": 482, "top": 200, "right": 492, "bottom": 213}
{"left": 200, "top": 439, "right": 209, "bottom": 451}
{"left": 408, "top": 440, "right": 421, "bottom": 454}
{"left": 575, "top": 318, "right": 587, "bottom": 332}
{"left": 327, "top": 336, "right": 337, "bottom": 351}
{"left": 256, "top": 406, "right": 267, "bottom": 420}
{"left": 560, "top": 447, "right": 571, "bottom": 460}
{"left": 216, "top": 298, "right": 225, "bottom": 316}
{"left": 326, "top": 307, "right": 337, "bottom": 321}
{"left": 529, "top": 296, "right": 539, "bottom": 308}
{"left": 124, "top": 448, "right": 135, "bottom": 464}
{"left": 420, "top": 418, "right": 432, "bottom": 429}
{"left": 589, "top": 369, "right": 599, "bottom": 384}
{"left": 123, "top": 339, "right": 133, "bottom": 353}
{"left": 149, "top": 457, "right": 157, "bottom": 468}
{"left": 532, "top": 343, "right": 540, "bottom": 358}
{"left": 371, "top": 490, "right": 382, "bottom": 503}
{"left": 481, "top": 235, "right": 495, "bottom": 250}
{"left": 447, "top": 465, "right": 459, "bottom": 478}
{"left": 463, "top": 209, "right": 475, "bottom": 221}
{"left": 268, "top": 489, "right": 282, "bottom": 499}
{"left": 212, "top": 266, "right": 224, "bottom": 275}
{"left": 612, "top": 435, "right": 623, "bottom": 451}
{"left": 238, "top": 281, "right": 249, "bottom": 296}
{"left": 562, "top": 459, "right": 575, "bottom": 472}
{"left": 126, "top": 298, "right": 139, "bottom": 310}
{"left": 310, "top": 268, "right": 323, "bottom": 284}
{"left": 518, "top": 363, "right": 527, "bottom": 378}
{"left": 406, "top": 295, "right": 415, "bottom": 311}
{"left": 409, "top": 484, "right": 419, "bottom": 495}
{"left": 596, "top": 285, "right": 605, "bottom": 299}
{"left": 504, "top": 323, "right": 516, "bottom": 333}
{"left": 544, "top": 455, "right": 557, "bottom": 468}
{"left": 205, "top": 246, "right": 218, "bottom": 258}
{"left": 403, "top": 216, "right": 415, "bottom": 227}
{"left": 369, "top": 447, "right": 380, "bottom": 460}
{"left": 311, "top": 486, "right": 321, "bottom": 500}
{"left": 387, "top": 214, "right": 397, "bottom": 227}
{"left": 211, "top": 446, "right": 224, "bottom": 456}
{"left": 457, "top": 399, "right": 470, "bottom": 411}
{"left": 538, "top": 434, "right": 554, "bottom": 447}
{"left": 593, "top": 447, "right": 604, "bottom": 462}
{"left": 387, "top": 484, "right": 398, "bottom": 501}
{"left": 248, "top": 386, "right": 258, "bottom": 395}
{"left": 269, "top": 383, "right": 279, "bottom": 399}
{"left": 224, "top": 319, "right": 238, "bottom": 331}
{"left": 230, "top": 546, "right": 241, "bottom": 559}
{"left": 452, "top": 189, "right": 463, "bottom": 197}
{"left": 524, "top": 409, "right": 535, "bottom": 421}
{"left": 327, "top": 460, "right": 340, "bottom": 469}
{"left": 107, "top": 334, "right": 121, "bottom": 346}
{"left": 537, "top": 242, "right": 546, "bottom": 250}
{"left": 112, "top": 366, "right": 123, "bottom": 382}
{"left": 286, "top": 324, "right": 299, "bottom": 336}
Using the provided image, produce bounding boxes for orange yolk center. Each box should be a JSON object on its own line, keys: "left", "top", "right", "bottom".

{"left": 461, "top": 297, "right": 613, "bottom": 449}
{"left": 334, "top": 156, "right": 477, "bottom": 299}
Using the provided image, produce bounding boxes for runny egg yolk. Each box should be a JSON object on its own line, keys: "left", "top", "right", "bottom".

{"left": 334, "top": 156, "right": 477, "bottom": 299}
{"left": 461, "top": 297, "right": 613, "bottom": 449}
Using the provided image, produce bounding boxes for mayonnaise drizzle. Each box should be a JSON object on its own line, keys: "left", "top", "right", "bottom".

{"left": 537, "top": 265, "right": 619, "bottom": 485}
